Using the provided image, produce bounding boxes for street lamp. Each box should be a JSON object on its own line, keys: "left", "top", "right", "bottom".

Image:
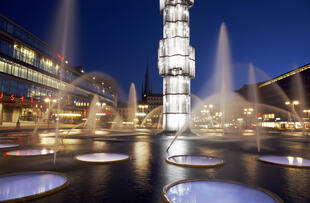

{"left": 44, "top": 97, "right": 57, "bottom": 128}
{"left": 285, "top": 100, "right": 299, "bottom": 113}
{"left": 244, "top": 107, "right": 253, "bottom": 129}
{"left": 285, "top": 100, "right": 300, "bottom": 126}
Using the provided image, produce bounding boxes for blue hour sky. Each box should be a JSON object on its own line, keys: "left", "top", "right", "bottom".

{"left": 1, "top": 0, "right": 310, "bottom": 101}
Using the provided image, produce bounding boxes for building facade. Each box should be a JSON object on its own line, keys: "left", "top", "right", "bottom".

{"left": 141, "top": 65, "right": 163, "bottom": 128}
{"left": 142, "top": 65, "right": 163, "bottom": 111}
{"left": 238, "top": 63, "right": 310, "bottom": 128}
{"left": 0, "top": 14, "right": 117, "bottom": 125}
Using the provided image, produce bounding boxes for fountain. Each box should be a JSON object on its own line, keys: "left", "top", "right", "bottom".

{"left": 83, "top": 95, "right": 101, "bottom": 133}
{"left": 110, "top": 110, "right": 125, "bottom": 130}
{"left": 162, "top": 179, "right": 283, "bottom": 203}
{"left": 249, "top": 64, "right": 261, "bottom": 152}
{"left": 216, "top": 23, "right": 233, "bottom": 130}
{"left": 140, "top": 106, "right": 163, "bottom": 128}
{"left": 0, "top": 144, "right": 19, "bottom": 149}
{"left": 166, "top": 155, "right": 224, "bottom": 168}
{"left": 161, "top": 16, "right": 289, "bottom": 201}
{"left": 259, "top": 155, "right": 310, "bottom": 168}
{"left": 128, "top": 83, "right": 137, "bottom": 126}
{"left": 0, "top": 172, "right": 68, "bottom": 202}
{"left": 0, "top": 0, "right": 308, "bottom": 202}
{"left": 5, "top": 149, "right": 54, "bottom": 157}
{"left": 75, "top": 153, "right": 130, "bottom": 164}
{"left": 32, "top": 104, "right": 55, "bottom": 136}
{"left": 53, "top": 0, "right": 74, "bottom": 164}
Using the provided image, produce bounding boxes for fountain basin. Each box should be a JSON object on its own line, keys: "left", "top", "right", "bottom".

{"left": 162, "top": 179, "right": 283, "bottom": 203}
{"left": 0, "top": 144, "right": 19, "bottom": 149}
{"left": 5, "top": 149, "right": 54, "bottom": 156}
{"left": 166, "top": 155, "right": 224, "bottom": 167}
{"left": 75, "top": 153, "right": 130, "bottom": 164}
{"left": 0, "top": 172, "right": 68, "bottom": 202}
{"left": 259, "top": 155, "right": 310, "bottom": 168}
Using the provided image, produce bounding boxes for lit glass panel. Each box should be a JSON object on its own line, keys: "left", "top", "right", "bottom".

{"left": 159, "top": 0, "right": 195, "bottom": 131}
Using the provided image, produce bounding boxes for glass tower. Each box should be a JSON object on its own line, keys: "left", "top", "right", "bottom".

{"left": 158, "top": 0, "right": 195, "bottom": 132}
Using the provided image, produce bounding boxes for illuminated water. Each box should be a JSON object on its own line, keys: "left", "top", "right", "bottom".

{"left": 259, "top": 155, "right": 310, "bottom": 167}
{"left": 128, "top": 83, "right": 137, "bottom": 124}
{"left": 83, "top": 95, "right": 100, "bottom": 133}
{"left": 0, "top": 172, "right": 67, "bottom": 202}
{"left": 0, "top": 130, "right": 309, "bottom": 202}
{"left": 164, "top": 180, "right": 279, "bottom": 203}
{"left": 249, "top": 64, "right": 261, "bottom": 152}
{"left": 75, "top": 153, "right": 129, "bottom": 163}
{"left": 5, "top": 149, "right": 54, "bottom": 156}
{"left": 167, "top": 155, "right": 224, "bottom": 167}
{"left": 0, "top": 144, "right": 19, "bottom": 149}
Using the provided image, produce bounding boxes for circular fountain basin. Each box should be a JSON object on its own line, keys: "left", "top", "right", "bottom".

{"left": 5, "top": 149, "right": 54, "bottom": 156}
{"left": 166, "top": 155, "right": 224, "bottom": 167}
{"left": 0, "top": 144, "right": 19, "bottom": 149}
{"left": 75, "top": 153, "right": 130, "bottom": 164}
{"left": 0, "top": 172, "right": 68, "bottom": 202}
{"left": 162, "top": 179, "right": 283, "bottom": 203}
{"left": 259, "top": 155, "right": 310, "bottom": 168}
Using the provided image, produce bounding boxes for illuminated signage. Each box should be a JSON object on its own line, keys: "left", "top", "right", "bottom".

{"left": 57, "top": 54, "right": 64, "bottom": 60}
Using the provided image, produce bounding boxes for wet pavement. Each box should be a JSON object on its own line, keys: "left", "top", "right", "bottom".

{"left": 0, "top": 129, "right": 310, "bottom": 202}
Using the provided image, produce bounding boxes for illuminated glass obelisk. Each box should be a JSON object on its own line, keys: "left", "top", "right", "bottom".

{"left": 158, "top": 0, "right": 195, "bottom": 132}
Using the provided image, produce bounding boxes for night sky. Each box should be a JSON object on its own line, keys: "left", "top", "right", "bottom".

{"left": 1, "top": 0, "right": 310, "bottom": 101}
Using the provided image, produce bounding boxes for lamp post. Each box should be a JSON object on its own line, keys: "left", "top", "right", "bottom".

{"left": 44, "top": 98, "right": 57, "bottom": 128}
{"left": 285, "top": 100, "right": 300, "bottom": 129}
{"left": 243, "top": 108, "right": 253, "bottom": 129}
{"left": 202, "top": 104, "right": 214, "bottom": 128}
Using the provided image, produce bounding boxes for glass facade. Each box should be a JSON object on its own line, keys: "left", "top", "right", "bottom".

{"left": 0, "top": 15, "right": 60, "bottom": 63}
{"left": 0, "top": 76, "right": 55, "bottom": 98}
{"left": 0, "top": 57, "right": 65, "bottom": 90}
{"left": 0, "top": 15, "right": 115, "bottom": 102}
{"left": 0, "top": 14, "right": 118, "bottom": 125}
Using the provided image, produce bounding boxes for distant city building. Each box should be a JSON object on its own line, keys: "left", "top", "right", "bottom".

{"left": 238, "top": 63, "right": 310, "bottom": 126}
{"left": 0, "top": 14, "right": 118, "bottom": 125}
{"left": 141, "top": 65, "right": 163, "bottom": 112}
{"left": 116, "top": 65, "right": 163, "bottom": 128}
{"left": 140, "top": 64, "right": 163, "bottom": 128}
{"left": 117, "top": 102, "right": 129, "bottom": 122}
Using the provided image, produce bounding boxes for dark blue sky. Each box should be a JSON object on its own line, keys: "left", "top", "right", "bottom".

{"left": 1, "top": 0, "right": 310, "bottom": 100}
